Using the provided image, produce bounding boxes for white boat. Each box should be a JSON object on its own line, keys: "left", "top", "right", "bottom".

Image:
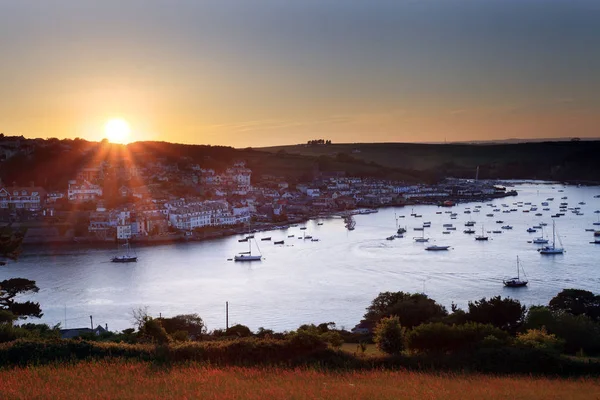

{"left": 503, "top": 256, "right": 528, "bottom": 287}
{"left": 414, "top": 229, "right": 429, "bottom": 243}
{"left": 234, "top": 238, "right": 262, "bottom": 262}
{"left": 425, "top": 245, "right": 450, "bottom": 251}
{"left": 532, "top": 226, "right": 549, "bottom": 244}
{"left": 538, "top": 221, "right": 564, "bottom": 255}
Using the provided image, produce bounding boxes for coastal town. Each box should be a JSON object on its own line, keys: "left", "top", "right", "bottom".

{"left": 0, "top": 136, "right": 516, "bottom": 245}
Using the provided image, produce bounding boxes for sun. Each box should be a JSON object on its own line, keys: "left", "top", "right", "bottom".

{"left": 104, "top": 118, "right": 131, "bottom": 143}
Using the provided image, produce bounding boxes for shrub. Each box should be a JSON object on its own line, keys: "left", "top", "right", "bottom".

{"left": 373, "top": 316, "right": 404, "bottom": 355}
{"left": 515, "top": 328, "right": 564, "bottom": 353}
{"left": 140, "top": 319, "right": 170, "bottom": 344}
{"left": 158, "top": 314, "right": 206, "bottom": 338}
{"left": 525, "top": 306, "right": 600, "bottom": 354}
{"left": 171, "top": 331, "right": 189, "bottom": 342}
{"left": 226, "top": 324, "right": 253, "bottom": 338}
{"left": 0, "top": 324, "right": 30, "bottom": 343}
{"left": 406, "top": 322, "right": 509, "bottom": 353}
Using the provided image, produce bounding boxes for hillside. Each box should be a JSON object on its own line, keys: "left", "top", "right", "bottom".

{"left": 1, "top": 137, "right": 599, "bottom": 189}
{"left": 261, "top": 141, "right": 600, "bottom": 182}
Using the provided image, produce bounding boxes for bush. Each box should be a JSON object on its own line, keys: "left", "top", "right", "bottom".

{"left": 525, "top": 306, "right": 600, "bottom": 354}
{"left": 515, "top": 328, "right": 564, "bottom": 353}
{"left": 373, "top": 316, "right": 404, "bottom": 355}
{"left": 0, "top": 324, "right": 31, "bottom": 343}
{"left": 406, "top": 322, "right": 509, "bottom": 353}
{"left": 140, "top": 319, "right": 170, "bottom": 344}
{"left": 170, "top": 331, "right": 189, "bottom": 342}
{"left": 0, "top": 337, "right": 330, "bottom": 367}
{"left": 158, "top": 314, "right": 206, "bottom": 338}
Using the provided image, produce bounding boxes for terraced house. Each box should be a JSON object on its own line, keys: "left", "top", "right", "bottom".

{"left": 0, "top": 185, "right": 46, "bottom": 210}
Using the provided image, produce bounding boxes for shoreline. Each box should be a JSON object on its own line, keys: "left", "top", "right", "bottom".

{"left": 19, "top": 191, "right": 520, "bottom": 250}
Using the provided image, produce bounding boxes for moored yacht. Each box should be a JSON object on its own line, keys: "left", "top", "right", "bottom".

{"left": 503, "top": 256, "right": 528, "bottom": 288}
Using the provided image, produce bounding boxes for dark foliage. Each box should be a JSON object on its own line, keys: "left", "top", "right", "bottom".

{"left": 362, "top": 291, "right": 448, "bottom": 329}
{"left": 466, "top": 296, "right": 526, "bottom": 332}
{"left": 0, "top": 278, "right": 43, "bottom": 319}
{"left": 549, "top": 289, "right": 600, "bottom": 322}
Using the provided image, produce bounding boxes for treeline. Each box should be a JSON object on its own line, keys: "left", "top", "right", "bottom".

{"left": 2, "top": 285, "right": 600, "bottom": 374}
{"left": 306, "top": 139, "right": 332, "bottom": 145}
{"left": 367, "top": 290, "right": 600, "bottom": 356}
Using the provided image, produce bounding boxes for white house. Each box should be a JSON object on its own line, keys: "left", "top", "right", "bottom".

{"left": 68, "top": 180, "right": 103, "bottom": 201}
{"left": 0, "top": 186, "right": 46, "bottom": 210}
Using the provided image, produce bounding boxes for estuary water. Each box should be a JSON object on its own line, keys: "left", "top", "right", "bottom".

{"left": 2, "top": 182, "right": 600, "bottom": 332}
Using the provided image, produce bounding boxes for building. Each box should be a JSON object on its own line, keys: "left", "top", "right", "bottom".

{"left": 0, "top": 186, "right": 46, "bottom": 210}
{"left": 68, "top": 180, "right": 103, "bottom": 201}
{"left": 77, "top": 167, "right": 103, "bottom": 183}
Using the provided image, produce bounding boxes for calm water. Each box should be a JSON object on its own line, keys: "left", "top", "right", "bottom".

{"left": 3, "top": 183, "right": 600, "bottom": 332}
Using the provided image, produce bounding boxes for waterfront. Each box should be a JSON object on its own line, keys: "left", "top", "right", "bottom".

{"left": 2, "top": 182, "right": 600, "bottom": 332}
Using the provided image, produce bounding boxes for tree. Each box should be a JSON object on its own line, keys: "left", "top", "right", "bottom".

{"left": 140, "top": 319, "right": 170, "bottom": 344}
{"left": 549, "top": 289, "right": 600, "bottom": 321}
{"left": 467, "top": 296, "right": 526, "bottom": 332}
{"left": 131, "top": 306, "right": 150, "bottom": 330}
{"left": 373, "top": 316, "right": 405, "bottom": 355}
{"left": 0, "top": 278, "right": 42, "bottom": 319}
{"left": 159, "top": 314, "right": 207, "bottom": 338}
{"left": 525, "top": 306, "right": 600, "bottom": 354}
{"left": 363, "top": 291, "right": 447, "bottom": 329}
{"left": 226, "top": 324, "right": 253, "bottom": 337}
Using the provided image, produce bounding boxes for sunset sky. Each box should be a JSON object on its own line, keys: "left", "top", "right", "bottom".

{"left": 1, "top": 0, "right": 599, "bottom": 147}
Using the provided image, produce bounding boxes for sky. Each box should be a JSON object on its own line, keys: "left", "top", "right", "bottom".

{"left": 1, "top": 0, "right": 599, "bottom": 147}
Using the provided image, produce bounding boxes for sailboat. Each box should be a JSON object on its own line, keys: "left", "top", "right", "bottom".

{"left": 234, "top": 238, "right": 262, "bottom": 261}
{"left": 475, "top": 225, "right": 488, "bottom": 241}
{"left": 395, "top": 213, "right": 407, "bottom": 234}
{"left": 503, "top": 256, "right": 528, "bottom": 287}
{"left": 344, "top": 215, "right": 356, "bottom": 230}
{"left": 413, "top": 229, "right": 429, "bottom": 243}
{"left": 532, "top": 226, "right": 549, "bottom": 244}
{"left": 111, "top": 240, "right": 137, "bottom": 263}
{"left": 538, "top": 220, "right": 564, "bottom": 254}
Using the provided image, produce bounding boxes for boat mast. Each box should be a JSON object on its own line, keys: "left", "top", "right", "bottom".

{"left": 552, "top": 220, "right": 556, "bottom": 250}
{"left": 517, "top": 256, "right": 520, "bottom": 279}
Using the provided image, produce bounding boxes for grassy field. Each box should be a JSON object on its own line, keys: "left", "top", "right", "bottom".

{"left": 1, "top": 361, "right": 599, "bottom": 400}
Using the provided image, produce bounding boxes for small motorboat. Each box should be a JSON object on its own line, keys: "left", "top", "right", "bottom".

{"left": 274, "top": 240, "right": 285, "bottom": 245}
{"left": 261, "top": 237, "right": 272, "bottom": 241}
{"left": 425, "top": 245, "right": 450, "bottom": 251}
